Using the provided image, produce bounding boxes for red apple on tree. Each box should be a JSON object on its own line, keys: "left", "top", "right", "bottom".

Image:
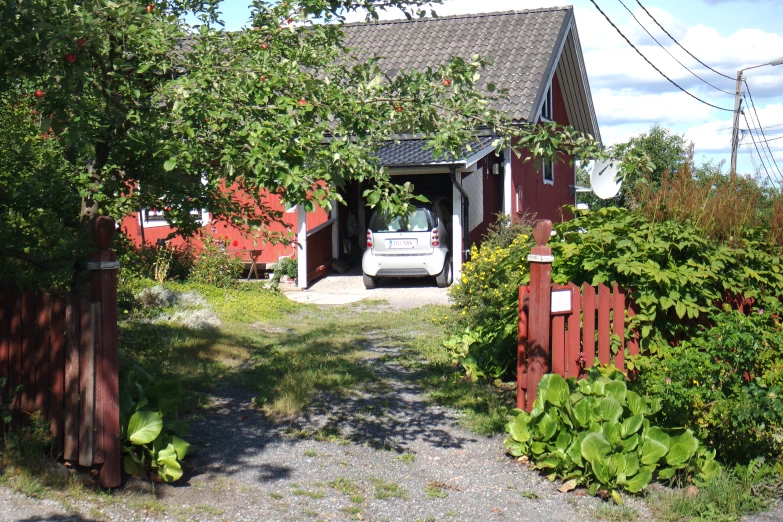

{"left": 146, "top": 3, "right": 154, "bottom": 13}
{"left": 65, "top": 53, "right": 76, "bottom": 63}
{"left": 261, "top": 43, "right": 268, "bottom": 50}
{"left": 34, "top": 89, "right": 45, "bottom": 99}
{"left": 443, "top": 78, "right": 452, "bottom": 86}
{"left": 297, "top": 98, "right": 307, "bottom": 106}
{"left": 76, "top": 37, "right": 85, "bottom": 46}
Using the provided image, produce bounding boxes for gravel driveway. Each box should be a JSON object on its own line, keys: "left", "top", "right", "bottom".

{"left": 2, "top": 295, "right": 780, "bottom": 521}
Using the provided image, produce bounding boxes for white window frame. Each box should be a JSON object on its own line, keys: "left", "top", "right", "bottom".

{"left": 138, "top": 175, "right": 210, "bottom": 228}
{"left": 542, "top": 157, "right": 554, "bottom": 186}
{"left": 540, "top": 83, "right": 553, "bottom": 122}
{"left": 138, "top": 207, "right": 210, "bottom": 229}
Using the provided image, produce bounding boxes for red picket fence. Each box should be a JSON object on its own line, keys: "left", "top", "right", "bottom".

{"left": 516, "top": 220, "right": 639, "bottom": 412}
{"left": 0, "top": 217, "right": 120, "bottom": 488}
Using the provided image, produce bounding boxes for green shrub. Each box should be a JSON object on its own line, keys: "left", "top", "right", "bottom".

{"left": 445, "top": 216, "right": 533, "bottom": 379}
{"left": 449, "top": 207, "right": 783, "bottom": 381}
{"left": 120, "top": 366, "right": 189, "bottom": 483}
{"left": 505, "top": 369, "right": 721, "bottom": 503}
{"left": 634, "top": 305, "right": 783, "bottom": 464}
{"left": 189, "top": 234, "right": 243, "bottom": 287}
{"left": 272, "top": 256, "right": 298, "bottom": 285}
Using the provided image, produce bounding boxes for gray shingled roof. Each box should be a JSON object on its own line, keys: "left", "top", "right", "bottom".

{"left": 376, "top": 135, "right": 496, "bottom": 167}
{"left": 342, "top": 7, "right": 572, "bottom": 124}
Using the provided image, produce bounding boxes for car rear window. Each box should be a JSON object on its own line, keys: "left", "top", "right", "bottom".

{"left": 369, "top": 206, "right": 435, "bottom": 233}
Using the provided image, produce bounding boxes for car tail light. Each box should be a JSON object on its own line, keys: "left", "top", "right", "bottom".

{"left": 366, "top": 230, "right": 373, "bottom": 248}
{"left": 431, "top": 228, "right": 439, "bottom": 247}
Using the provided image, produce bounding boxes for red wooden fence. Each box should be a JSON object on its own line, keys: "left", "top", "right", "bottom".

{"left": 517, "top": 220, "right": 639, "bottom": 412}
{"left": 0, "top": 217, "right": 120, "bottom": 488}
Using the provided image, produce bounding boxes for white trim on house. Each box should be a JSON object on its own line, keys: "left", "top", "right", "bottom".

{"left": 452, "top": 176, "right": 463, "bottom": 282}
{"left": 503, "top": 146, "right": 513, "bottom": 215}
{"left": 542, "top": 157, "right": 554, "bottom": 186}
{"left": 297, "top": 205, "right": 308, "bottom": 289}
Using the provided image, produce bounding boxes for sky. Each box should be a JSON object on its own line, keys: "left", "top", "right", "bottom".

{"left": 208, "top": 0, "right": 783, "bottom": 182}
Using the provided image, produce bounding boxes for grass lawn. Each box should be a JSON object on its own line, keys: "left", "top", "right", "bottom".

{"left": 118, "top": 280, "right": 515, "bottom": 431}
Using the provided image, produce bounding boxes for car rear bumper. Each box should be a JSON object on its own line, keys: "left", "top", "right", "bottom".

{"left": 362, "top": 248, "right": 448, "bottom": 277}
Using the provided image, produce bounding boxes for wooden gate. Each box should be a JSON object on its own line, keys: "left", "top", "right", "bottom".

{"left": 516, "top": 220, "right": 639, "bottom": 412}
{"left": 0, "top": 217, "right": 120, "bottom": 488}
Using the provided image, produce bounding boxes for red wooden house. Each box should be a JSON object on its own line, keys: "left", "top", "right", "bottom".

{"left": 121, "top": 7, "right": 600, "bottom": 288}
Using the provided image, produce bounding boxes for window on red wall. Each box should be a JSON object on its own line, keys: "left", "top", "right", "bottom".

{"left": 516, "top": 186, "right": 524, "bottom": 214}
{"left": 542, "top": 158, "right": 554, "bottom": 185}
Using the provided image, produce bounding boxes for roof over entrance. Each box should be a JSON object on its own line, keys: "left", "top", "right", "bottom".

{"left": 342, "top": 7, "right": 600, "bottom": 143}
{"left": 376, "top": 135, "right": 496, "bottom": 168}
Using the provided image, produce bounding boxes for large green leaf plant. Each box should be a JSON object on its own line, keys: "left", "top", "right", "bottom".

{"left": 505, "top": 369, "right": 721, "bottom": 503}
{"left": 120, "top": 367, "right": 190, "bottom": 482}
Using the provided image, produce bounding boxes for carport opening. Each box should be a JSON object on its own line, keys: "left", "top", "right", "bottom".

{"left": 337, "top": 172, "right": 454, "bottom": 268}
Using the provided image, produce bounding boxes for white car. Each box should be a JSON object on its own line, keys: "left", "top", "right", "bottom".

{"left": 361, "top": 197, "right": 453, "bottom": 289}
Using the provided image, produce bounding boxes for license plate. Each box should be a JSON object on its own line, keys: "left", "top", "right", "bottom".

{"left": 388, "top": 239, "right": 417, "bottom": 249}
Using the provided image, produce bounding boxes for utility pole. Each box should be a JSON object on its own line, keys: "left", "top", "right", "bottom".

{"left": 730, "top": 71, "right": 744, "bottom": 179}
{"left": 730, "top": 57, "right": 783, "bottom": 178}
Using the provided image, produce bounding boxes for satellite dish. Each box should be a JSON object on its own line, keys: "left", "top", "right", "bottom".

{"left": 590, "top": 160, "right": 622, "bottom": 200}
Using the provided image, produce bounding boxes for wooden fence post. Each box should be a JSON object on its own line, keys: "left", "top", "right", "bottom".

{"left": 89, "top": 216, "right": 121, "bottom": 489}
{"left": 522, "top": 219, "right": 554, "bottom": 412}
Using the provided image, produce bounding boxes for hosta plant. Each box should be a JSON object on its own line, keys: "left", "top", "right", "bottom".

{"left": 120, "top": 366, "right": 190, "bottom": 483}
{"left": 505, "top": 369, "right": 721, "bottom": 503}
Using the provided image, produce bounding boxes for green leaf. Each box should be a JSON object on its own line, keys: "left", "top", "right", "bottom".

{"left": 170, "top": 436, "right": 190, "bottom": 460}
{"left": 657, "top": 466, "right": 677, "bottom": 480}
{"left": 555, "top": 431, "right": 572, "bottom": 452}
{"left": 123, "top": 454, "right": 145, "bottom": 477}
{"left": 595, "top": 397, "right": 623, "bottom": 424}
{"left": 508, "top": 415, "right": 531, "bottom": 443}
{"left": 625, "top": 468, "right": 652, "bottom": 493}
{"left": 127, "top": 410, "right": 163, "bottom": 445}
{"left": 675, "top": 301, "right": 687, "bottom": 319}
{"left": 545, "top": 374, "right": 570, "bottom": 407}
{"left": 666, "top": 431, "right": 699, "bottom": 467}
{"left": 572, "top": 399, "right": 592, "bottom": 427}
{"left": 592, "top": 458, "right": 611, "bottom": 484}
{"left": 537, "top": 411, "right": 559, "bottom": 441}
{"left": 603, "top": 380, "right": 627, "bottom": 403}
{"left": 581, "top": 432, "right": 611, "bottom": 464}
{"left": 640, "top": 435, "right": 669, "bottom": 465}
{"left": 621, "top": 414, "right": 643, "bottom": 438}
{"left": 163, "top": 158, "right": 177, "bottom": 171}
{"left": 624, "top": 453, "right": 640, "bottom": 477}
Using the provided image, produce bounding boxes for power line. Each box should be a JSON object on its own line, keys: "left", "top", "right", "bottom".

{"left": 634, "top": 0, "right": 735, "bottom": 81}
{"left": 616, "top": 0, "right": 734, "bottom": 95}
{"left": 718, "top": 122, "right": 783, "bottom": 132}
{"left": 588, "top": 0, "right": 734, "bottom": 111}
{"left": 761, "top": 135, "right": 783, "bottom": 143}
{"left": 742, "top": 95, "right": 780, "bottom": 179}
{"left": 742, "top": 110, "right": 779, "bottom": 186}
{"left": 744, "top": 79, "right": 783, "bottom": 179}
{"left": 745, "top": 140, "right": 779, "bottom": 189}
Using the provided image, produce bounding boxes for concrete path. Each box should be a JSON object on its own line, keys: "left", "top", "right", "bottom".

{"left": 281, "top": 267, "right": 451, "bottom": 308}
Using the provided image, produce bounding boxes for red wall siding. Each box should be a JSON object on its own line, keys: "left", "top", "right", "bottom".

{"left": 120, "top": 188, "right": 328, "bottom": 265}
{"left": 511, "top": 73, "right": 575, "bottom": 223}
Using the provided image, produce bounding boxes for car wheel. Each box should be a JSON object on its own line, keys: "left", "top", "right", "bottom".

{"left": 436, "top": 257, "right": 452, "bottom": 288}
{"left": 363, "top": 273, "right": 378, "bottom": 289}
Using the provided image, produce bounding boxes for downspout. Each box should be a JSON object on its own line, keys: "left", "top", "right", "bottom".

{"left": 450, "top": 166, "right": 470, "bottom": 261}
